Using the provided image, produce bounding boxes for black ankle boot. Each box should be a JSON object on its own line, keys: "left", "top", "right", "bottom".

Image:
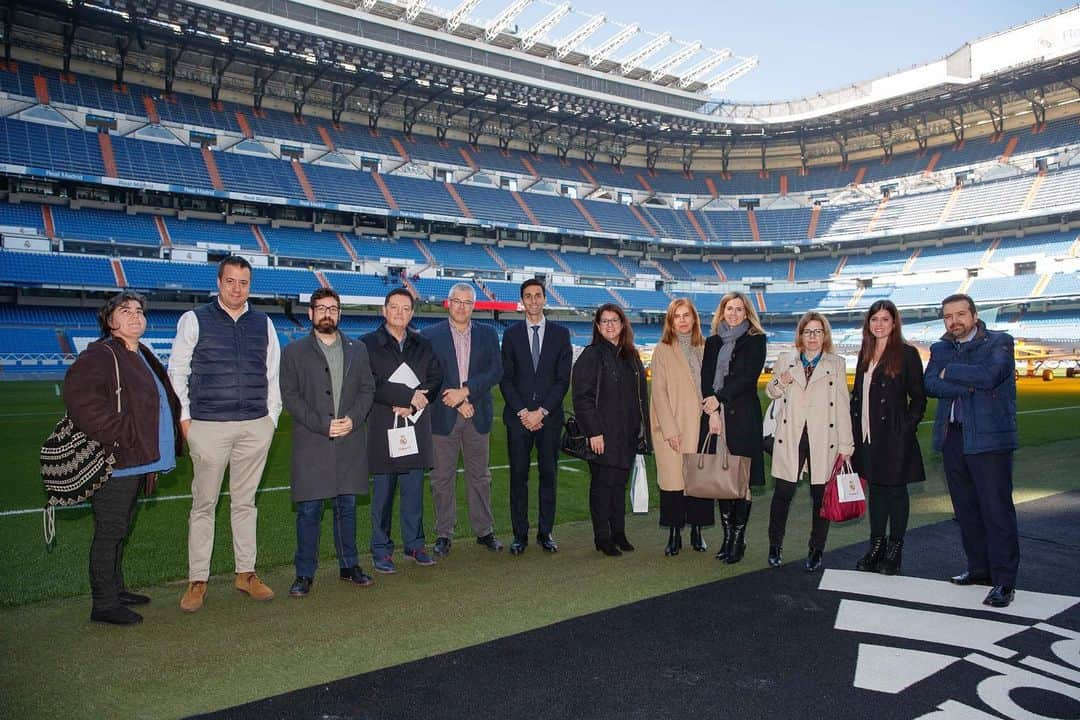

{"left": 725, "top": 524, "right": 747, "bottom": 564}
{"left": 877, "top": 538, "right": 903, "bottom": 575}
{"left": 715, "top": 509, "right": 733, "bottom": 560}
{"left": 612, "top": 532, "right": 635, "bottom": 552}
{"left": 664, "top": 527, "right": 681, "bottom": 556}
{"left": 690, "top": 525, "right": 706, "bottom": 552}
{"left": 768, "top": 545, "right": 783, "bottom": 567}
{"left": 804, "top": 548, "right": 823, "bottom": 572}
{"left": 856, "top": 536, "right": 887, "bottom": 572}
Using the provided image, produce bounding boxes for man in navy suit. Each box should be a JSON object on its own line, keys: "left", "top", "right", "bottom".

{"left": 422, "top": 283, "right": 505, "bottom": 557}
{"left": 500, "top": 279, "right": 573, "bottom": 555}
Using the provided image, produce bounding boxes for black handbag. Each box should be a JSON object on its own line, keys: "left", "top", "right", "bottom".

{"left": 561, "top": 413, "right": 599, "bottom": 461}
{"left": 562, "top": 348, "right": 603, "bottom": 462}
{"left": 40, "top": 344, "right": 121, "bottom": 543}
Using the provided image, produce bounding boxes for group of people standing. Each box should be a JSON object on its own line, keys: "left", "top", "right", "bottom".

{"left": 64, "top": 256, "right": 1022, "bottom": 625}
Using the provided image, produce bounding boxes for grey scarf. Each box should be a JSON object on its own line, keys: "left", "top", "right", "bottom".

{"left": 712, "top": 320, "right": 749, "bottom": 394}
{"left": 676, "top": 332, "right": 703, "bottom": 387}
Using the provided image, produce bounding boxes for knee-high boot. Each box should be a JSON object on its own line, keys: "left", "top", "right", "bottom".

{"left": 725, "top": 499, "right": 752, "bottom": 565}
{"left": 714, "top": 502, "right": 733, "bottom": 561}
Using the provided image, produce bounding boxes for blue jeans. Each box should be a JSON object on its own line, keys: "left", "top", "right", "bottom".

{"left": 294, "top": 495, "right": 359, "bottom": 578}
{"left": 370, "top": 470, "right": 425, "bottom": 559}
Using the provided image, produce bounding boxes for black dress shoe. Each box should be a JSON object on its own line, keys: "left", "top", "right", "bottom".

{"left": 433, "top": 537, "right": 452, "bottom": 557}
{"left": 509, "top": 538, "right": 527, "bottom": 556}
{"left": 664, "top": 527, "right": 681, "bottom": 557}
{"left": 476, "top": 534, "right": 504, "bottom": 551}
{"left": 595, "top": 540, "right": 622, "bottom": 557}
{"left": 612, "top": 532, "right": 635, "bottom": 552}
{"left": 339, "top": 566, "right": 374, "bottom": 587}
{"left": 950, "top": 570, "right": 993, "bottom": 586}
{"left": 537, "top": 534, "right": 559, "bottom": 553}
{"left": 804, "top": 549, "right": 824, "bottom": 572}
{"left": 91, "top": 606, "right": 143, "bottom": 625}
{"left": 984, "top": 585, "right": 1015, "bottom": 607}
{"left": 118, "top": 590, "right": 151, "bottom": 606}
{"left": 289, "top": 576, "right": 314, "bottom": 596}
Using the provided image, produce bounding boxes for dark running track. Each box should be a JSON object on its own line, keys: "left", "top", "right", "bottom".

{"left": 199, "top": 491, "right": 1080, "bottom": 720}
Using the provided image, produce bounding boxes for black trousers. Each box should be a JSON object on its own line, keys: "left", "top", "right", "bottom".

{"left": 768, "top": 427, "right": 830, "bottom": 551}
{"left": 588, "top": 462, "right": 629, "bottom": 544}
{"left": 89, "top": 474, "right": 143, "bottom": 611}
{"left": 943, "top": 423, "right": 1019, "bottom": 586}
{"left": 507, "top": 421, "right": 561, "bottom": 541}
{"left": 857, "top": 442, "right": 911, "bottom": 539}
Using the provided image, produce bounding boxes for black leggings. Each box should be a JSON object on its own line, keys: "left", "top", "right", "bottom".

{"left": 868, "top": 484, "right": 910, "bottom": 540}
{"left": 767, "top": 426, "right": 830, "bottom": 551}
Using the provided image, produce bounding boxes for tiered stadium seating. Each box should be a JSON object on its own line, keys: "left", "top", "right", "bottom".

{"left": 0, "top": 249, "right": 116, "bottom": 288}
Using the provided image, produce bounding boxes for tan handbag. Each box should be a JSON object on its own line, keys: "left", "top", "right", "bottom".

{"left": 683, "top": 430, "right": 750, "bottom": 500}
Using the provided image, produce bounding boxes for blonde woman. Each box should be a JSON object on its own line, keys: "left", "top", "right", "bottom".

{"left": 649, "top": 298, "right": 711, "bottom": 556}
{"left": 765, "top": 311, "right": 854, "bottom": 572}
{"left": 700, "top": 292, "right": 767, "bottom": 564}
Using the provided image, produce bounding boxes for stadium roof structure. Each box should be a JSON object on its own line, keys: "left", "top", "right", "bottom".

{"left": 6, "top": 0, "right": 1080, "bottom": 172}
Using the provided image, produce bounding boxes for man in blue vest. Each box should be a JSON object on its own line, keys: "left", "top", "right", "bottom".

{"left": 169, "top": 256, "right": 282, "bottom": 612}
{"left": 925, "top": 293, "right": 1019, "bottom": 608}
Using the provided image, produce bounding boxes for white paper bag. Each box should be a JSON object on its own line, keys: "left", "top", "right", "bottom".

{"left": 836, "top": 462, "right": 865, "bottom": 503}
{"left": 387, "top": 415, "right": 419, "bottom": 458}
{"left": 630, "top": 454, "right": 650, "bottom": 514}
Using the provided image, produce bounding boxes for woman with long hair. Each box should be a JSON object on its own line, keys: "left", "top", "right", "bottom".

{"left": 765, "top": 311, "right": 853, "bottom": 572}
{"left": 700, "top": 292, "right": 767, "bottom": 564}
{"left": 572, "top": 303, "right": 652, "bottom": 556}
{"left": 649, "top": 298, "right": 709, "bottom": 555}
{"left": 850, "top": 300, "right": 927, "bottom": 575}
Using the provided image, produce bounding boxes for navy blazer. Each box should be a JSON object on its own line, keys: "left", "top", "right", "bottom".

{"left": 421, "top": 320, "right": 502, "bottom": 435}
{"left": 499, "top": 319, "right": 572, "bottom": 426}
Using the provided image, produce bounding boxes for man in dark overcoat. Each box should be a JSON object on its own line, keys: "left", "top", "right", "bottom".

{"left": 361, "top": 288, "right": 443, "bottom": 574}
{"left": 281, "top": 288, "right": 375, "bottom": 596}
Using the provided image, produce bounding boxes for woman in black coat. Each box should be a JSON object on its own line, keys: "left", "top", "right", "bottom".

{"left": 572, "top": 303, "right": 651, "bottom": 557}
{"left": 850, "top": 300, "right": 927, "bottom": 575}
{"left": 700, "top": 291, "right": 767, "bottom": 564}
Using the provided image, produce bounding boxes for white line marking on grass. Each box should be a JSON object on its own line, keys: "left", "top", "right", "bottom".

{"left": 0, "top": 460, "right": 588, "bottom": 517}
{"left": 915, "top": 404, "right": 1080, "bottom": 426}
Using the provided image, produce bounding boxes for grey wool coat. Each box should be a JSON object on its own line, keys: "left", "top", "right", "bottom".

{"left": 280, "top": 331, "right": 376, "bottom": 503}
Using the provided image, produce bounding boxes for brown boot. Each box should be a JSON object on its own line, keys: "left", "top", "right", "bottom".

{"left": 180, "top": 581, "right": 207, "bottom": 613}
{"left": 234, "top": 572, "right": 274, "bottom": 601}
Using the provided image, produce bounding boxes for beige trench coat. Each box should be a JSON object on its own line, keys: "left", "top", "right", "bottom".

{"left": 765, "top": 351, "right": 854, "bottom": 485}
{"left": 649, "top": 340, "right": 704, "bottom": 491}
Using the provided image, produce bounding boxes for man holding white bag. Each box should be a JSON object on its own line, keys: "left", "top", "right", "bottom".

{"left": 361, "top": 288, "right": 443, "bottom": 574}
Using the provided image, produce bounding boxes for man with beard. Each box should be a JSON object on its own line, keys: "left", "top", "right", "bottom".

{"left": 280, "top": 288, "right": 376, "bottom": 596}
{"left": 925, "top": 293, "right": 1019, "bottom": 608}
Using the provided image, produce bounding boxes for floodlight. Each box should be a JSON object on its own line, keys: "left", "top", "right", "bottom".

{"left": 677, "top": 50, "right": 733, "bottom": 88}
{"left": 703, "top": 55, "right": 758, "bottom": 92}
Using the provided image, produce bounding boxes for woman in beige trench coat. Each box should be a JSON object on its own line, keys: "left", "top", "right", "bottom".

{"left": 649, "top": 299, "right": 712, "bottom": 556}
{"left": 765, "top": 311, "right": 854, "bottom": 572}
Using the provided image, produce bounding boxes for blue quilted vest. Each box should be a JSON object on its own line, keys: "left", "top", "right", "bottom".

{"left": 189, "top": 301, "right": 269, "bottom": 421}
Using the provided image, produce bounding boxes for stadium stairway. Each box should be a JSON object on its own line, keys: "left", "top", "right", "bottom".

{"left": 250, "top": 225, "right": 270, "bottom": 254}
{"left": 141, "top": 96, "right": 159, "bottom": 124}
{"left": 317, "top": 126, "right": 336, "bottom": 151}
{"left": 628, "top": 205, "right": 658, "bottom": 237}
{"left": 337, "top": 233, "right": 360, "bottom": 263}
{"left": 200, "top": 147, "right": 225, "bottom": 191}
{"left": 747, "top": 209, "right": 761, "bottom": 242}
{"left": 511, "top": 192, "right": 541, "bottom": 225}
{"left": 97, "top": 133, "right": 118, "bottom": 178}
{"left": 685, "top": 208, "right": 708, "bottom": 243}
{"left": 291, "top": 159, "right": 318, "bottom": 203}
{"left": 572, "top": 199, "right": 603, "bottom": 233}
{"left": 444, "top": 183, "right": 474, "bottom": 219}
{"left": 154, "top": 216, "right": 172, "bottom": 248}
{"left": 372, "top": 173, "right": 399, "bottom": 210}
{"left": 807, "top": 205, "right": 821, "bottom": 239}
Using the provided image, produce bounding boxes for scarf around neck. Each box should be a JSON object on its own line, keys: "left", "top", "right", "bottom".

{"left": 676, "top": 332, "right": 703, "bottom": 386}
{"left": 712, "top": 320, "right": 749, "bottom": 394}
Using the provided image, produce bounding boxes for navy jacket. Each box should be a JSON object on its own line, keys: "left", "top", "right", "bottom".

{"left": 924, "top": 321, "right": 1017, "bottom": 455}
{"left": 499, "top": 319, "right": 572, "bottom": 428}
{"left": 421, "top": 320, "right": 502, "bottom": 436}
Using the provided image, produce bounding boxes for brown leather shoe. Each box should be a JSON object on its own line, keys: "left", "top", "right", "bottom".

{"left": 180, "top": 581, "right": 207, "bottom": 613}
{"left": 234, "top": 572, "right": 274, "bottom": 601}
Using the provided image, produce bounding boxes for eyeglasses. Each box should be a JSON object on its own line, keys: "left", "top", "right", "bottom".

{"left": 801, "top": 328, "right": 825, "bottom": 337}
{"left": 448, "top": 298, "right": 475, "bottom": 307}
{"left": 597, "top": 318, "right": 622, "bottom": 326}
{"left": 313, "top": 305, "right": 341, "bottom": 316}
